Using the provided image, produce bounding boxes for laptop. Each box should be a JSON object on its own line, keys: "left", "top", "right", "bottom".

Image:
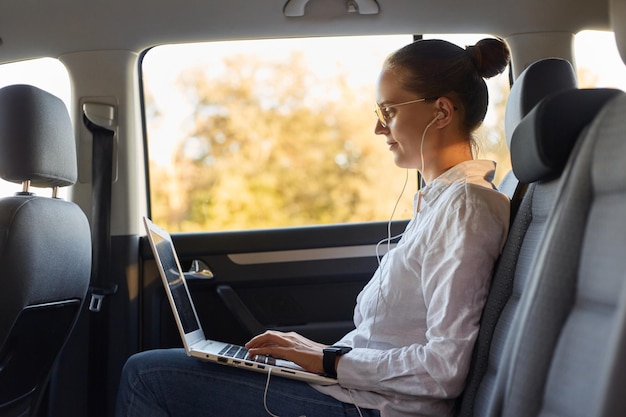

{"left": 143, "top": 216, "right": 338, "bottom": 385}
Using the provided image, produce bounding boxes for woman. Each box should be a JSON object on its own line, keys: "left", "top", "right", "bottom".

{"left": 116, "top": 37, "right": 510, "bottom": 417}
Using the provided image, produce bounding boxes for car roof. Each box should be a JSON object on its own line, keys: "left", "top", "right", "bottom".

{"left": 0, "top": 0, "right": 610, "bottom": 64}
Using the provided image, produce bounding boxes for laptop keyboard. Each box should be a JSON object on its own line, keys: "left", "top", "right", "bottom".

{"left": 219, "top": 344, "right": 249, "bottom": 359}
{"left": 219, "top": 344, "right": 276, "bottom": 365}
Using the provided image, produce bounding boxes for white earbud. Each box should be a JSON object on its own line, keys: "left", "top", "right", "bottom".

{"left": 437, "top": 111, "right": 444, "bottom": 119}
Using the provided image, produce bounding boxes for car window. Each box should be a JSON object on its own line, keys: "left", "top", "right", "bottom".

{"left": 0, "top": 58, "right": 71, "bottom": 199}
{"left": 574, "top": 30, "right": 626, "bottom": 90}
{"left": 142, "top": 34, "right": 512, "bottom": 233}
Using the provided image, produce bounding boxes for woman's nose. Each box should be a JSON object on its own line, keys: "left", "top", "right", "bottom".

{"left": 374, "top": 119, "right": 388, "bottom": 135}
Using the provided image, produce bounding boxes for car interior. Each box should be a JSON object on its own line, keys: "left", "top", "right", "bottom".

{"left": 0, "top": 0, "right": 625, "bottom": 416}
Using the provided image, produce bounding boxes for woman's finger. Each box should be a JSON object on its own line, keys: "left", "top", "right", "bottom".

{"left": 245, "top": 330, "right": 291, "bottom": 349}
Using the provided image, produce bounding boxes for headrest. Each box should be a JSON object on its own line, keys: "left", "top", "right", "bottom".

{"left": 0, "top": 84, "right": 77, "bottom": 188}
{"left": 611, "top": 0, "right": 626, "bottom": 65}
{"left": 505, "top": 58, "right": 578, "bottom": 148}
{"left": 511, "top": 88, "right": 622, "bottom": 183}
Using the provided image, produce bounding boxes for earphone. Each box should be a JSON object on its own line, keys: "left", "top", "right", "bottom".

{"left": 419, "top": 112, "right": 442, "bottom": 179}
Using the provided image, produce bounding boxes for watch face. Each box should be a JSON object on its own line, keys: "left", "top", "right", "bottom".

{"left": 326, "top": 346, "right": 352, "bottom": 354}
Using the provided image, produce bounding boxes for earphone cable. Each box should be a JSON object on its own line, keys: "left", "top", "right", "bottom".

{"left": 368, "top": 168, "right": 409, "bottom": 349}
{"left": 263, "top": 368, "right": 281, "bottom": 417}
{"left": 348, "top": 389, "right": 365, "bottom": 417}
{"left": 385, "top": 168, "right": 409, "bottom": 264}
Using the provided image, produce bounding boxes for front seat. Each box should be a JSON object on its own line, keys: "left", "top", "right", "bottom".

{"left": 0, "top": 85, "right": 92, "bottom": 417}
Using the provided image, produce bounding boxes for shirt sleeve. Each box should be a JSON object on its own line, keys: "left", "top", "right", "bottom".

{"left": 335, "top": 186, "right": 509, "bottom": 399}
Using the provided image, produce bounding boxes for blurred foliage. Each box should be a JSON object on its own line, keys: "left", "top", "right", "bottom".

{"left": 147, "top": 52, "right": 511, "bottom": 232}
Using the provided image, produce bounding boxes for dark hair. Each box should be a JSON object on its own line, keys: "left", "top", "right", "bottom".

{"left": 384, "top": 38, "right": 510, "bottom": 134}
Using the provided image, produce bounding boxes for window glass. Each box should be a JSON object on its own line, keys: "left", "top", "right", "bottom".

{"left": 575, "top": 30, "right": 626, "bottom": 90}
{"left": 143, "top": 35, "right": 511, "bottom": 232}
{"left": 0, "top": 58, "right": 71, "bottom": 198}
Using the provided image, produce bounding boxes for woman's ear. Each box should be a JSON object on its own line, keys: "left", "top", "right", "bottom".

{"left": 434, "top": 97, "right": 456, "bottom": 127}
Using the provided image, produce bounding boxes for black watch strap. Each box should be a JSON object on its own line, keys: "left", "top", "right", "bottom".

{"left": 323, "top": 346, "right": 352, "bottom": 378}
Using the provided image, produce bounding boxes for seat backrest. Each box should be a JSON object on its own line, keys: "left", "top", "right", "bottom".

{"left": 500, "top": 89, "right": 626, "bottom": 417}
{"left": 455, "top": 58, "right": 577, "bottom": 417}
{"left": 456, "top": 87, "right": 622, "bottom": 417}
{"left": 0, "top": 85, "right": 92, "bottom": 417}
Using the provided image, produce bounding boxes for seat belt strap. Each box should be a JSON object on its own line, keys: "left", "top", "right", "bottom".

{"left": 83, "top": 109, "right": 117, "bottom": 417}
{"left": 83, "top": 112, "right": 118, "bottom": 312}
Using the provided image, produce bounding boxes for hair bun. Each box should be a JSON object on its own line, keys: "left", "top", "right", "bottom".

{"left": 466, "top": 38, "right": 511, "bottom": 79}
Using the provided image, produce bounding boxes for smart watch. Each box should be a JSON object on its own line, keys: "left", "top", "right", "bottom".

{"left": 322, "top": 345, "right": 352, "bottom": 378}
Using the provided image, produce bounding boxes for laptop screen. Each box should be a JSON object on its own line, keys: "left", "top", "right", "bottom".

{"left": 149, "top": 229, "right": 200, "bottom": 334}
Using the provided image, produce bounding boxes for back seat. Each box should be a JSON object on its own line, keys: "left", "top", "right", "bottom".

{"left": 456, "top": 73, "right": 622, "bottom": 415}
{"left": 499, "top": 88, "right": 626, "bottom": 417}
{"left": 456, "top": 57, "right": 578, "bottom": 417}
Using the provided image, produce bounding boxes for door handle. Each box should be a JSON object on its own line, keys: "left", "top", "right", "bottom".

{"left": 185, "top": 259, "right": 214, "bottom": 279}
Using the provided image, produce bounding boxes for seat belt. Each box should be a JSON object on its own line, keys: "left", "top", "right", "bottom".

{"left": 84, "top": 111, "right": 117, "bottom": 313}
{"left": 83, "top": 103, "right": 117, "bottom": 417}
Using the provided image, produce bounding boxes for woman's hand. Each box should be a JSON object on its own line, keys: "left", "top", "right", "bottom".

{"left": 245, "top": 330, "right": 328, "bottom": 374}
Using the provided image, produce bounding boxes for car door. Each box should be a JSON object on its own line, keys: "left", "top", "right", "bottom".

{"left": 139, "top": 220, "right": 408, "bottom": 349}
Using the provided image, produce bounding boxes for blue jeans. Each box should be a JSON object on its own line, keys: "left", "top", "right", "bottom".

{"left": 115, "top": 348, "right": 381, "bottom": 417}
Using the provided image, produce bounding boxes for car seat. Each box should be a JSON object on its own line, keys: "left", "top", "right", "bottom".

{"left": 498, "top": 87, "right": 626, "bottom": 417}
{"left": 457, "top": 79, "right": 621, "bottom": 416}
{"left": 457, "top": 57, "right": 578, "bottom": 417}
{"left": 0, "top": 84, "right": 92, "bottom": 417}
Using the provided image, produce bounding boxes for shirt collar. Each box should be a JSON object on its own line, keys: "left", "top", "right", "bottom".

{"left": 418, "top": 160, "right": 497, "bottom": 207}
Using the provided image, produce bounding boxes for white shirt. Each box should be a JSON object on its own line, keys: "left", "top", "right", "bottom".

{"left": 314, "top": 160, "right": 510, "bottom": 417}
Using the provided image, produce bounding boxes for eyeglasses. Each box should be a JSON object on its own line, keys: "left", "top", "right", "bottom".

{"left": 374, "top": 98, "right": 427, "bottom": 127}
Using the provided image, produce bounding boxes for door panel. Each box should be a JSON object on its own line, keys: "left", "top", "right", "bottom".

{"left": 140, "top": 220, "right": 408, "bottom": 349}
